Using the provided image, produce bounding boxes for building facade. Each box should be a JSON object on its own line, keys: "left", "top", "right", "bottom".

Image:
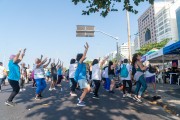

{"left": 119, "top": 42, "right": 134, "bottom": 60}
{"left": 155, "top": 0, "right": 180, "bottom": 42}
{"left": 138, "top": 6, "right": 155, "bottom": 47}
{"left": 138, "top": 0, "right": 174, "bottom": 47}
{"left": 176, "top": 7, "right": 180, "bottom": 40}
{"left": 134, "top": 36, "right": 140, "bottom": 52}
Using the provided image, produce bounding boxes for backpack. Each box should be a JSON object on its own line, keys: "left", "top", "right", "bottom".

{"left": 149, "top": 64, "right": 156, "bottom": 73}
{"left": 120, "top": 64, "right": 129, "bottom": 78}
{"left": 132, "top": 65, "right": 136, "bottom": 76}
{"left": 74, "top": 63, "right": 85, "bottom": 82}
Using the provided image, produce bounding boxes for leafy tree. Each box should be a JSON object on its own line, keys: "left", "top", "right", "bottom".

{"left": 72, "top": 0, "right": 154, "bottom": 17}
{"left": 136, "top": 38, "right": 170, "bottom": 55}
{"left": 85, "top": 60, "right": 92, "bottom": 65}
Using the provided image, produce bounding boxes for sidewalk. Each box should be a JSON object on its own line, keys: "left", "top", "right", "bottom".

{"left": 143, "top": 83, "right": 180, "bottom": 117}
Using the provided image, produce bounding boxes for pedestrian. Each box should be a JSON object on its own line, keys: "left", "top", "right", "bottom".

{"left": 120, "top": 59, "right": 132, "bottom": 98}
{"left": 57, "top": 62, "right": 63, "bottom": 86}
{"left": 34, "top": 55, "right": 51, "bottom": 100}
{"left": 144, "top": 61, "right": 157, "bottom": 99}
{"left": 91, "top": 56, "right": 108, "bottom": 99}
{"left": 0, "top": 62, "right": 7, "bottom": 92}
{"left": 104, "top": 66, "right": 110, "bottom": 91}
{"left": 69, "top": 58, "right": 77, "bottom": 96}
{"left": 102, "top": 65, "right": 108, "bottom": 89}
{"left": 31, "top": 70, "right": 36, "bottom": 88}
{"left": 108, "top": 61, "right": 116, "bottom": 93}
{"left": 74, "top": 42, "right": 90, "bottom": 106}
{"left": 5, "top": 49, "right": 26, "bottom": 106}
{"left": 132, "top": 53, "right": 147, "bottom": 102}
{"left": 20, "top": 62, "right": 27, "bottom": 91}
{"left": 49, "top": 59, "right": 59, "bottom": 91}
{"left": 45, "top": 69, "right": 51, "bottom": 82}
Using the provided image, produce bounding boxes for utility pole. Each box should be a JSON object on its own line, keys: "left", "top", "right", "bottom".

{"left": 126, "top": 11, "right": 132, "bottom": 61}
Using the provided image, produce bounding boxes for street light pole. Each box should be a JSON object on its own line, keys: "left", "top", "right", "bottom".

{"left": 126, "top": 11, "right": 132, "bottom": 61}
{"left": 76, "top": 25, "right": 120, "bottom": 61}
{"left": 95, "top": 30, "right": 119, "bottom": 61}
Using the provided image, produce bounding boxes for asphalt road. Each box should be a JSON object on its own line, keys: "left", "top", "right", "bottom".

{"left": 0, "top": 81, "right": 179, "bottom": 120}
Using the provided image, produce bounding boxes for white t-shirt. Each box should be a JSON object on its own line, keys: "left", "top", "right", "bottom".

{"left": 69, "top": 63, "right": 77, "bottom": 78}
{"left": 92, "top": 64, "right": 101, "bottom": 80}
{"left": 0, "top": 66, "right": 6, "bottom": 78}
{"left": 145, "top": 70, "right": 155, "bottom": 78}
{"left": 120, "top": 63, "right": 132, "bottom": 80}
{"left": 34, "top": 65, "right": 45, "bottom": 79}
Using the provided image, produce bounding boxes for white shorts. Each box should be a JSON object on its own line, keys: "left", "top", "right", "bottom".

{"left": 78, "top": 79, "right": 89, "bottom": 89}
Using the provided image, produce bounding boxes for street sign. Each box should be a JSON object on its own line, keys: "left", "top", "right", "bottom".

{"left": 76, "top": 25, "right": 95, "bottom": 37}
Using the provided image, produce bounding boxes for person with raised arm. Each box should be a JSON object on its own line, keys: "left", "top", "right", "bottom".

{"left": 69, "top": 58, "right": 77, "bottom": 96}
{"left": 74, "top": 42, "right": 90, "bottom": 106}
{"left": 132, "top": 53, "right": 147, "bottom": 102}
{"left": 0, "top": 62, "right": 7, "bottom": 92}
{"left": 49, "top": 59, "right": 60, "bottom": 91}
{"left": 5, "top": 49, "right": 26, "bottom": 106}
{"left": 91, "top": 56, "right": 109, "bottom": 99}
{"left": 34, "top": 55, "right": 51, "bottom": 100}
{"left": 108, "top": 60, "right": 117, "bottom": 93}
{"left": 57, "top": 61, "right": 63, "bottom": 86}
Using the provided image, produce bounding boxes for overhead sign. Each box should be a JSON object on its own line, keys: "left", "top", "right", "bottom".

{"left": 76, "top": 25, "right": 95, "bottom": 37}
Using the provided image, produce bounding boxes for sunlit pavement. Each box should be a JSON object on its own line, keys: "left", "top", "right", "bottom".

{"left": 0, "top": 81, "right": 179, "bottom": 120}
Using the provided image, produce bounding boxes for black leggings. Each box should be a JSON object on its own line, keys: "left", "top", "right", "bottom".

{"left": 93, "top": 80, "right": 101, "bottom": 96}
{"left": 57, "top": 75, "right": 62, "bottom": 84}
{"left": 8, "top": 80, "right": 20, "bottom": 102}
{"left": 20, "top": 78, "right": 25, "bottom": 89}
{"left": 32, "top": 78, "right": 36, "bottom": 87}
{"left": 0, "top": 78, "right": 6, "bottom": 90}
{"left": 123, "top": 80, "right": 132, "bottom": 94}
{"left": 70, "top": 78, "right": 77, "bottom": 92}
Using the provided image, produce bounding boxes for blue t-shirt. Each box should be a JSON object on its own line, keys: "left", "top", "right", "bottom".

{"left": 57, "top": 68, "right": 62, "bottom": 76}
{"left": 74, "top": 63, "right": 86, "bottom": 81}
{"left": 46, "top": 71, "right": 51, "bottom": 76}
{"left": 8, "top": 60, "right": 20, "bottom": 81}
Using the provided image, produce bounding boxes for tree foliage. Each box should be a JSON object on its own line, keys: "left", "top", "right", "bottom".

{"left": 72, "top": 0, "right": 154, "bottom": 17}
{"left": 136, "top": 38, "right": 170, "bottom": 55}
{"left": 85, "top": 60, "right": 92, "bottom": 65}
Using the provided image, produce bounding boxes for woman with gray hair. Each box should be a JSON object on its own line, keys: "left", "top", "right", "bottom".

{"left": 34, "top": 55, "right": 51, "bottom": 100}
{"left": 5, "top": 49, "right": 26, "bottom": 107}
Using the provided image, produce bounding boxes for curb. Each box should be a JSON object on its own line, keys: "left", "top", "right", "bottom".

{"left": 144, "top": 96, "right": 180, "bottom": 117}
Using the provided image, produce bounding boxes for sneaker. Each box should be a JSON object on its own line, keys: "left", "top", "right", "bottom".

{"left": 20, "top": 89, "right": 23, "bottom": 92}
{"left": 22, "top": 88, "right": 26, "bottom": 91}
{"left": 49, "top": 88, "right": 53, "bottom": 91}
{"left": 123, "top": 94, "right": 127, "bottom": 98}
{"left": 109, "top": 91, "right": 115, "bottom": 94}
{"left": 92, "top": 95, "right": 99, "bottom": 99}
{"left": 52, "top": 88, "right": 56, "bottom": 90}
{"left": 35, "top": 96, "right": 41, "bottom": 100}
{"left": 5, "top": 101, "right": 16, "bottom": 107}
{"left": 77, "top": 102, "right": 86, "bottom": 106}
{"left": 126, "top": 93, "right": 133, "bottom": 98}
{"left": 38, "top": 94, "right": 43, "bottom": 98}
{"left": 70, "top": 93, "right": 77, "bottom": 97}
{"left": 77, "top": 98, "right": 85, "bottom": 104}
{"left": 133, "top": 96, "right": 142, "bottom": 103}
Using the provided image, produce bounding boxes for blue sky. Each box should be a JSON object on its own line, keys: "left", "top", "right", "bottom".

{"left": 0, "top": 0, "right": 150, "bottom": 68}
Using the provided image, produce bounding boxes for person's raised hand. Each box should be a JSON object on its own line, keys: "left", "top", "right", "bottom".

{"left": 23, "top": 48, "right": 26, "bottom": 53}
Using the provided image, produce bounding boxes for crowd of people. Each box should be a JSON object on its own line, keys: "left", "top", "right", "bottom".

{"left": 1, "top": 43, "right": 174, "bottom": 107}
